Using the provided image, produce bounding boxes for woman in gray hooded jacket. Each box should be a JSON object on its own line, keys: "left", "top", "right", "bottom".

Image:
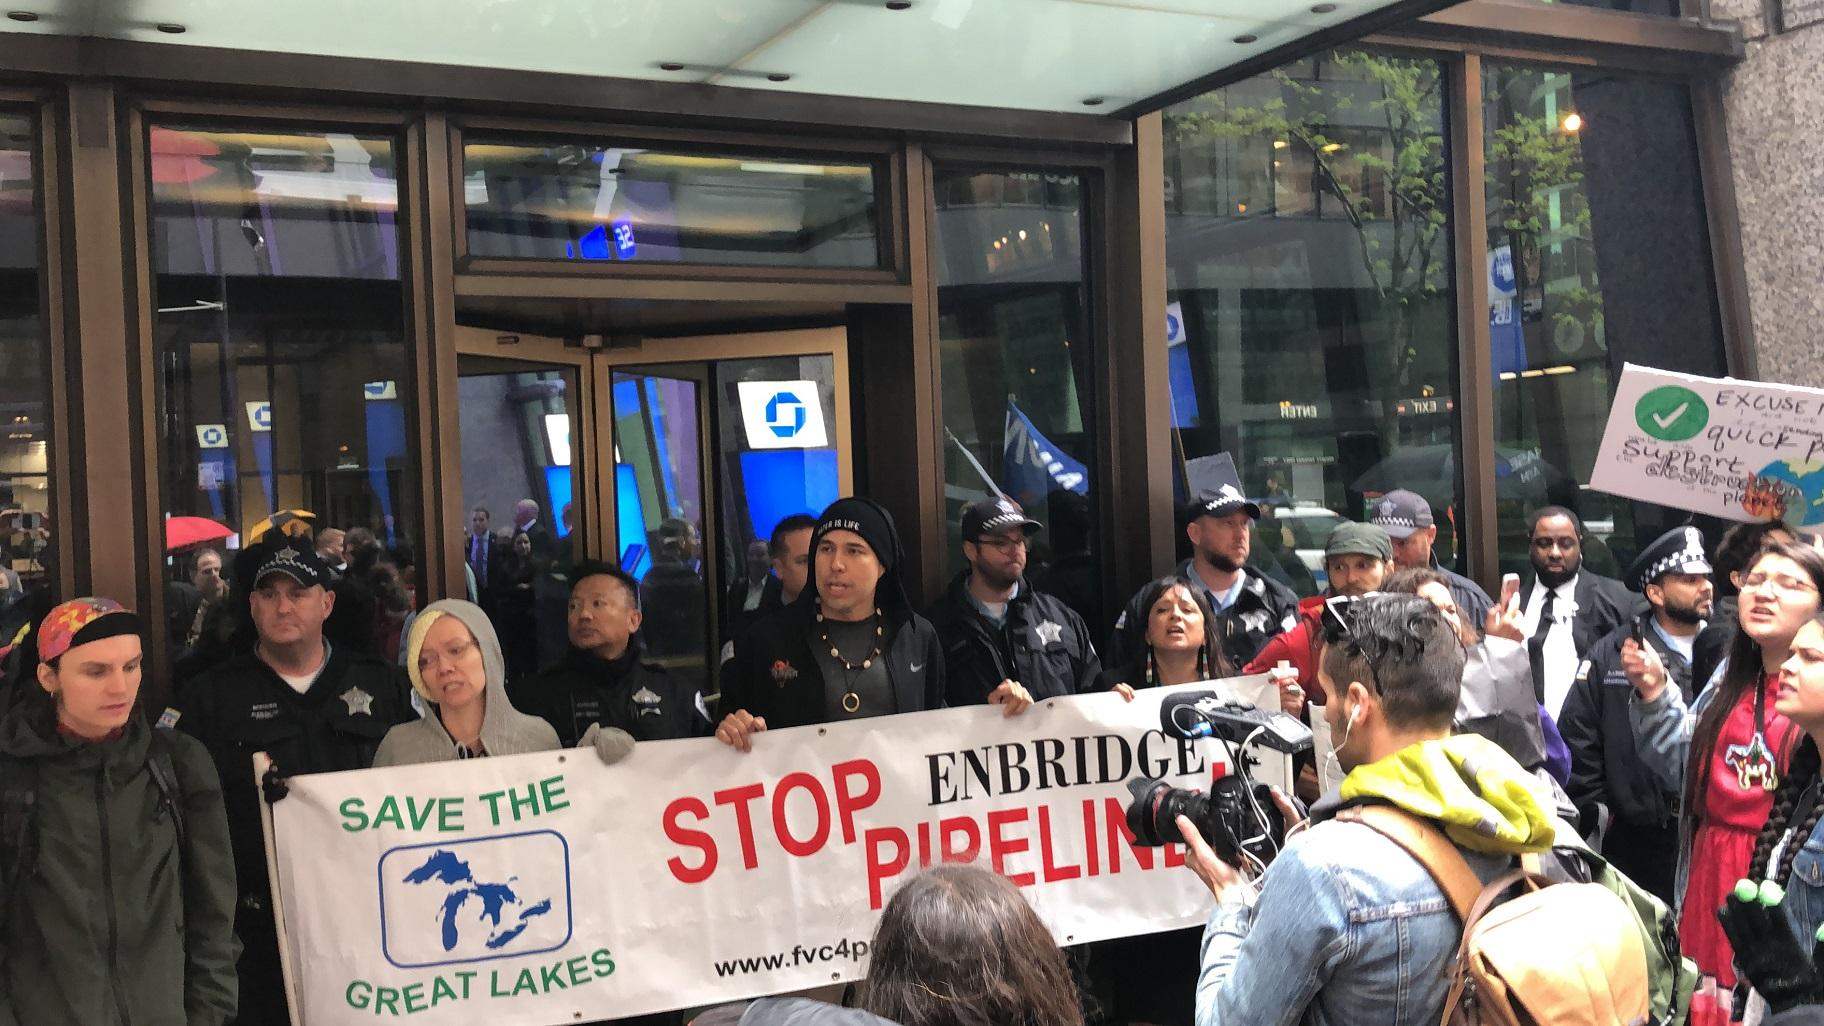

{"left": 374, "top": 599, "right": 632, "bottom": 765}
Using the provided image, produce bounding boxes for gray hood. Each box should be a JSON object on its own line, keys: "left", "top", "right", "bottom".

{"left": 373, "top": 598, "right": 557, "bottom": 765}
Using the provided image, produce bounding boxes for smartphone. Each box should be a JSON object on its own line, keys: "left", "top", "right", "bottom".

{"left": 1499, "top": 572, "right": 1520, "bottom": 612}
{"left": 1630, "top": 618, "right": 1646, "bottom": 647}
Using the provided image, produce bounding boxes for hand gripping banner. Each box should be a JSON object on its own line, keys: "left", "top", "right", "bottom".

{"left": 267, "top": 678, "right": 1286, "bottom": 1024}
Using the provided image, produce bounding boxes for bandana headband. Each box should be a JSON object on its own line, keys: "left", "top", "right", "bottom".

{"left": 38, "top": 597, "right": 141, "bottom": 663}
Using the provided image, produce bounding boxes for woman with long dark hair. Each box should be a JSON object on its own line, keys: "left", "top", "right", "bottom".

{"left": 1633, "top": 541, "right": 1824, "bottom": 1015}
{"left": 1111, "top": 577, "right": 1233, "bottom": 690}
{"left": 860, "top": 864, "right": 1082, "bottom": 1026}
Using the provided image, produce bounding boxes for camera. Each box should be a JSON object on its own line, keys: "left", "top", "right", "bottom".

{"left": 1124, "top": 775, "right": 1287, "bottom": 867}
{"left": 1123, "top": 688, "right": 1307, "bottom": 867}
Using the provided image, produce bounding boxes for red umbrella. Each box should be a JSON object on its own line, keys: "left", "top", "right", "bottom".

{"left": 166, "top": 515, "right": 233, "bottom": 552}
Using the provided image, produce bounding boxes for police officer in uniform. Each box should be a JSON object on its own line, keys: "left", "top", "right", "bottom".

{"left": 927, "top": 496, "right": 1108, "bottom": 706}
{"left": 1558, "top": 525, "right": 1714, "bottom": 903}
{"left": 511, "top": 561, "right": 712, "bottom": 746}
{"left": 171, "top": 538, "right": 417, "bottom": 1025}
{"left": 1110, "top": 477, "right": 1299, "bottom": 672}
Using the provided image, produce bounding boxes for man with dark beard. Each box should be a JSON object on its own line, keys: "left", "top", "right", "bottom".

{"left": 1519, "top": 505, "right": 1636, "bottom": 719}
{"left": 1558, "top": 525, "right": 1712, "bottom": 902}
{"left": 926, "top": 496, "right": 1109, "bottom": 706}
{"left": 1110, "top": 475, "right": 1300, "bottom": 672}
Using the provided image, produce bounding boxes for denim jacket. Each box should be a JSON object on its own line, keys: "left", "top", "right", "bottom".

{"left": 1195, "top": 815, "right": 1512, "bottom": 1026}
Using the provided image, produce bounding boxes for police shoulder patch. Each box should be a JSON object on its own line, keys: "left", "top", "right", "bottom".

{"left": 156, "top": 707, "right": 182, "bottom": 729}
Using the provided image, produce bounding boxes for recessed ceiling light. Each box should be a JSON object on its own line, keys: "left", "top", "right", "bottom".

{"left": 155, "top": 22, "right": 185, "bottom": 33}
{"left": 6, "top": 11, "right": 38, "bottom": 22}
{"left": 1233, "top": 33, "right": 1258, "bottom": 43}
{"left": 1310, "top": 3, "right": 1337, "bottom": 11}
{"left": 767, "top": 72, "right": 791, "bottom": 82}
{"left": 1082, "top": 97, "right": 1105, "bottom": 107}
{"left": 658, "top": 61, "right": 685, "bottom": 71}
{"left": 886, "top": 0, "right": 912, "bottom": 8}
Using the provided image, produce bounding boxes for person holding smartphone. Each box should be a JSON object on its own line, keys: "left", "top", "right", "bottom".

{"left": 1558, "top": 526, "right": 1714, "bottom": 904}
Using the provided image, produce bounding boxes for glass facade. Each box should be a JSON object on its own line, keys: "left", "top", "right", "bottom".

{"left": 1483, "top": 64, "right": 1726, "bottom": 576}
{"left": 934, "top": 168, "right": 1101, "bottom": 641}
{"left": 463, "top": 141, "right": 882, "bottom": 268}
{"left": 148, "top": 124, "right": 418, "bottom": 663}
{"left": 1163, "top": 52, "right": 1457, "bottom": 596}
{"left": 0, "top": 110, "right": 50, "bottom": 626}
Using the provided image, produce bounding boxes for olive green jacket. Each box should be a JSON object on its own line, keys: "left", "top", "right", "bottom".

{"left": 0, "top": 710, "right": 238, "bottom": 1025}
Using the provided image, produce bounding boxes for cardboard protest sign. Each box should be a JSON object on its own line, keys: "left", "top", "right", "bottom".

{"left": 1592, "top": 364, "right": 1824, "bottom": 527}
{"left": 269, "top": 680, "right": 1286, "bottom": 1024}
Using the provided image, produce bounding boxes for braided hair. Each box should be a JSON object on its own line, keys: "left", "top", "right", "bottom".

{"left": 1747, "top": 735, "right": 1824, "bottom": 887}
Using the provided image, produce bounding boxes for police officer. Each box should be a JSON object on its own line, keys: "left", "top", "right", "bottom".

{"left": 511, "top": 561, "right": 712, "bottom": 746}
{"left": 1558, "top": 525, "right": 1714, "bottom": 903}
{"left": 171, "top": 538, "right": 417, "bottom": 1025}
{"left": 926, "top": 497, "right": 1108, "bottom": 707}
{"left": 1111, "top": 477, "right": 1299, "bottom": 672}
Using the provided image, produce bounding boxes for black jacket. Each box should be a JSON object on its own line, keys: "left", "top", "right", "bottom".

{"left": 1560, "top": 612, "right": 1697, "bottom": 830}
{"left": 172, "top": 644, "right": 417, "bottom": 903}
{"left": 722, "top": 575, "right": 784, "bottom": 644}
{"left": 925, "top": 572, "right": 1105, "bottom": 705}
{"left": 510, "top": 643, "right": 712, "bottom": 747}
{"left": 1527, "top": 571, "right": 1640, "bottom": 659}
{"left": 1109, "top": 560, "right": 1300, "bottom": 671}
{"left": 722, "top": 602, "right": 945, "bottom": 729}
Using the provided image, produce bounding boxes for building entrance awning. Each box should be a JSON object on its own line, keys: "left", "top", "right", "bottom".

{"left": 10, "top": 0, "right": 1460, "bottom": 117}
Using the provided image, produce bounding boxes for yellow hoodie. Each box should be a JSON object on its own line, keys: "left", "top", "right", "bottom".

{"left": 1340, "top": 733, "right": 1557, "bottom": 854}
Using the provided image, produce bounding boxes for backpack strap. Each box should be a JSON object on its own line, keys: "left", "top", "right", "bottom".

{"left": 146, "top": 727, "right": 188, "bottom": 850}
{"left": 1335, "top": 804, "right": 1484, "bottom": 922}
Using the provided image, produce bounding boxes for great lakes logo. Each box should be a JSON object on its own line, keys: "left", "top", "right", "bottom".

{"left": 378, "top": 830, "right": 573, "bottom": 969}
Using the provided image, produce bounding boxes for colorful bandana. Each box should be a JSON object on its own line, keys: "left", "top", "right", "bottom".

{"left": 38, "top": 597, "right": 140, "bottom": 663}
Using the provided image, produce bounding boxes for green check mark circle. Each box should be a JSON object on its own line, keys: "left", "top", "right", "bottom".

{"left": 1635, "top": 386, "right": 1708, "bottom": 441}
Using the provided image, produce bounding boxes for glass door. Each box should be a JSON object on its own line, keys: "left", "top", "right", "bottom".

{"left": 604, "top": 329, "right": 852, "bottom": 695}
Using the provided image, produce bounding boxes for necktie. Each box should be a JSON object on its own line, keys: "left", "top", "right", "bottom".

{"left": 471, "top": 536, "right": 487, "bottom": 589}
{"left": 1528, "top": 588, "right": 1556, "bottom": 703}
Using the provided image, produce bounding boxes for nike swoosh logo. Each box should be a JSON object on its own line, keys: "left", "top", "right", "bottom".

{"left": 909, "top": 662, "right": 925, "bottom": 673}
{"left": 1652, "top": 402, "right": 1689, "bottom": 429}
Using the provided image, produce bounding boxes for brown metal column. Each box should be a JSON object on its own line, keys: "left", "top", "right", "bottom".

{"left": 60, "top": 83, "right": 153, "bottom": 613}
{"left": 1691, "top": 76, "right": 1757, "bottom": 379}
{"left": 1102, "top": 112, "right": 1174, "bottom": 613}
{"left": 402, "top": 113, "right": 466, "bottom": 602}
{"left": 1449, "top": 55, "right": 1498, "bottom": 590}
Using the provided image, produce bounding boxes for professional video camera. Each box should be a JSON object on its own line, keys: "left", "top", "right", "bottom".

{"left": 1123, "top": 690, "right": 1313, "bottom": 868}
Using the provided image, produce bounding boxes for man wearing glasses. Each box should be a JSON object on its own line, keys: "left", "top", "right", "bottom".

{"left": 927, "top": 496, "right": 1108, "bottom": 706}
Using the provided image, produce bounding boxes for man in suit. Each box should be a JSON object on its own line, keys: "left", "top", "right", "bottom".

{"left": 510, "top": 498, "right": 556, "bottom": 566}
{"left": 1521, "top": 505, "right": 1637, "bottom": 719}
{"left": 464, "top": 506, "right": 507, "bottom": 609}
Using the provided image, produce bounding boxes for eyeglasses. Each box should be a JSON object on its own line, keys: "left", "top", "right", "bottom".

{"left": 971, "top": 535, "right": 1029, "bottom": 553}
{"left": 1738, "top": 572, "right": 1820, "bottom": 596}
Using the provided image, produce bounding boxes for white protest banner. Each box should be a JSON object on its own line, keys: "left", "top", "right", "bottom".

{"left": 1591, "top": 364, "right": 1824, "bottom": 527}
{"left": 270, "top": 679, "right": 1289, "bottom": 1025}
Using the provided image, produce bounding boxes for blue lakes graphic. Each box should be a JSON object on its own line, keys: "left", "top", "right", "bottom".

{"left": 378, "top": 830, "right": 574, "bottom": 969}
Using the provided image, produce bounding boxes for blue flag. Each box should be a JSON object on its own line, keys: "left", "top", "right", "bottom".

{"left": 1002, "top": 402, "right": 1089, "bottom": 509}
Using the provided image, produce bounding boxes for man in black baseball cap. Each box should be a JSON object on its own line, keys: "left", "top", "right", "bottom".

{"left": 170, "top": 536, "right": 417, "bottom": 1023}
{"left": 720, "top": 497, "right": 1012, "bottom": 751}
{"left": 1369, "top": 488, "right": 1493, "bottom": 632}
{"left": 926, "top": 496, "right": 1110, "bottom": 709}
{"left": 1110, "top": 469, "right": 1299, "bottom": 672}
{"left": 1557, "top": 525, "right": 1712, "bottom": 902}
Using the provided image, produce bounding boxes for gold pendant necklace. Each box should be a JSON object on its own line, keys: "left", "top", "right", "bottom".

{"left": 818, "top": 604, "right": 883, "bottom": 715}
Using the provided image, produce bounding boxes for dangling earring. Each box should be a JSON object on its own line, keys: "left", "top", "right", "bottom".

{"left": 1145, "top": 649, "right": 1155, "bottom": 687}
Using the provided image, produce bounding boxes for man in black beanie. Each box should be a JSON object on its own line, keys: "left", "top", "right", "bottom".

{"left": 717, "top": 497, "right": 1033, "bottom": 750}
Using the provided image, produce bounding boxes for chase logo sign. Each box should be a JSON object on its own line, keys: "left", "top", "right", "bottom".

{"left": 377, "top": 831, "right": 573, "bottom": 969}
{"left": 736, "top": 380, "right": 828, "bottom": 450}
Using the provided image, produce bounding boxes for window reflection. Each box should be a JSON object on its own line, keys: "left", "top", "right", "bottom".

{"left": 464, "top": 142, "right": 881, "bottom": 268}
{"left": 1483, "top": 66, "right": 1727, "bottom": 576}
{"left": 934, "top": 169, "right": 1101, "bottom": 644}
{"left": 150, "top": 125, "right": 417, "bottom": 672}
{"left": 0, "top": 111, "right": 51, "bottom": 633}
{"left": 1163, "top": 51, "right": 1457, "bottom": 596}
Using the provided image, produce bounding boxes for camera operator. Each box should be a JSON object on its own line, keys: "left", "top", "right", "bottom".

{"left": 1177, "top": 593, "right": 1557, "bottom": 1026}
